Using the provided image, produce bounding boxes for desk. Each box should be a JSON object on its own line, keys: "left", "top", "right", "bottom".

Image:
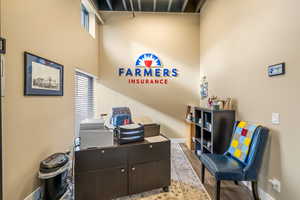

{"left": 75, "top": 135, "right": 171, "bottom": 200}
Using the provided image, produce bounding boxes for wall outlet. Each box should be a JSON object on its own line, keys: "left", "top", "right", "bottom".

{"left": 269, "top": 178, "right": 281, "bottom": 193}
{"left": 272, "top": 113, "right": 280, "bottom": 124}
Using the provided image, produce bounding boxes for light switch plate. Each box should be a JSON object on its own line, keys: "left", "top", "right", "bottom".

{"left": 272, "top": 113, "right": 280, "bottom": 124}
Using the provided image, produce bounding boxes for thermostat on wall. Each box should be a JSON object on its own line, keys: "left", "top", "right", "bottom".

{"left": 268, "top": 63, "right": 285, "bottom": 77}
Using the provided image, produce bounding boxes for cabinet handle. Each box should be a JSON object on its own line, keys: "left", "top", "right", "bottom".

{"left": 149, "top": 145, "right": 153, "bottom": 149}
{"left": 121, "top": 169, "right": 125, "bottom": 173}
{"left": 132, "top": 167, "right": 136, "bottom": 171}
{"left": 101, "top": 150, "right": 105, "bottom": 154}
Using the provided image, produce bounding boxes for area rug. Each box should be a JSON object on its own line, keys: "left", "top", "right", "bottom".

{"left": 115, "top": 143, "right": 211, "bottom": 200}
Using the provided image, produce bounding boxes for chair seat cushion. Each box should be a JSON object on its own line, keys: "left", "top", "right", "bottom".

{"left": 199, "top": 153, "right": 245, "bottom": 180}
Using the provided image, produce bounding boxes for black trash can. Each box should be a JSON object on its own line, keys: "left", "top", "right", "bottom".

{"left": 39, "top": 153, "right": 70, "bottom": 200}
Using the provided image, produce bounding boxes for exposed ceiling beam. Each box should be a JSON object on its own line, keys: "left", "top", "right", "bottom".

{"left": 181, "top": 0, "right": 188, "bottom": 12}
{"left": 105, "top": 0, "right": 113, "bottom": 10}
{"left": 122, "top": 0, "right": 128, "bottom": 11}
{"left": 167, "top": 0, "right": 173, "bottom": 12}
{"left": 195, "top": 0, "right": 206, "bottom": 12}
{"left": 138, "top": 0, "right": 142, "bottom": 11}
{"left": 153, "top": 0, "right": 157, "bottom": 12}
{"left": 129, "top": 0, "right": 135, "bottom": 17}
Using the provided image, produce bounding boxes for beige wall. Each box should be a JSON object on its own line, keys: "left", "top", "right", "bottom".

{"left": 199, "top": 0, "right": 300, "bottom": 199}
{"left": 96, "top": 12, "right": 200, "bottom": 138}
{"left": 0, "top": 0, "right": 100, "bottom": 199}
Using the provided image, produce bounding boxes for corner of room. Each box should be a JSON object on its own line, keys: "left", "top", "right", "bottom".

{"left": 0, "top": 0, "right": 298, "bottom": 200}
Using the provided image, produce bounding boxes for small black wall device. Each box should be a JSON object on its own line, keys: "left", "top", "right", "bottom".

{"left": 0, "top": 38, "right": 6, "bottom": 54}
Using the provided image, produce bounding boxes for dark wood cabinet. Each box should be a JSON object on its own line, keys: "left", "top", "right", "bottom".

{"left": 75, "top": 137, "right": 171, "bottom": 200}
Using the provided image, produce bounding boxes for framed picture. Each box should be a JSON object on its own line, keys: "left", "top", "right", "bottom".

{"left": 268, "top": 62, "right": 285, "bottom": 77}
{"left": 24, "top": 52, "right": 64, "bottom": 96}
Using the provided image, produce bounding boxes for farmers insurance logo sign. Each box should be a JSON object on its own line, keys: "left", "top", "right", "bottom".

{"left": 118, "top": 53, "right": 179, "bottom": 84}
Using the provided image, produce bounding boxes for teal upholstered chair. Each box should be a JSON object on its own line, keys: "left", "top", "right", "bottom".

{"left": 199, "top": 122, "right": 269, "bottom": 200}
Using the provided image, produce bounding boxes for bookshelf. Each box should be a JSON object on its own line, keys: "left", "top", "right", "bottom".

{"left": 187, "top": 107, "right": 235, "bottom": 156}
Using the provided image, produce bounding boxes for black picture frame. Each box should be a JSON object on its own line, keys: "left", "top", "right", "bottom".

{"left": 0, "top": 37, "right": 5, "bottom": 54}
{"left": 24, "top": 52, "right": 64, "bottom": 96}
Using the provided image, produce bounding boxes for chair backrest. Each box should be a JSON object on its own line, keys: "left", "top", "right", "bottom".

{"left": 226, "top": 121, "right": 269, "bottom": 180}
{"left": 243, "top": 126, "right": 269, "bottom": 180}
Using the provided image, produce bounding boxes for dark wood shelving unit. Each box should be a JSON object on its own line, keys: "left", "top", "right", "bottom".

{"left": 192, "top": 107, "right": 236, "bottom": 156}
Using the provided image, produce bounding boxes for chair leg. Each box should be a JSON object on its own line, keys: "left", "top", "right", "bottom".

{"left": 215, "top": 180, "right": 221, "bottom": 200}
{"left": 201, "top": 163, "right": 205, "bottom": 184}
{"left": 251, "top": 181, "right": 260, "bottom": 200}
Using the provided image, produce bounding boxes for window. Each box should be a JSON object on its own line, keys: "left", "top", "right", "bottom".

{"left": 81, "top": 3, "right": 89, "bottom": 32}
{"left": 75, "top": 71, "right": 95, "bottom": 137}
{"left": 80, "top": 0, "right": 96, "bottom": 38}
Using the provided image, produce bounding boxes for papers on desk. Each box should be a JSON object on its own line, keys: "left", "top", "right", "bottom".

{"left": 119, "top": 123, "right": 142, "bottom": 129}
{"left": 145, "top": 136, "right": 168, "bottom": 143}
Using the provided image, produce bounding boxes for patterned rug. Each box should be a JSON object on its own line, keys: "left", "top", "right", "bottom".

{"left": 115, "top": 143, "right": 211, "bottom": 200}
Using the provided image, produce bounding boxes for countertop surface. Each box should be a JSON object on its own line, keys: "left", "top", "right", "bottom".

{"left": 75, "top": 131, "right": 169, "bottom": 152}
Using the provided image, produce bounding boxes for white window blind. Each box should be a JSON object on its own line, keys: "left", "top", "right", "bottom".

{"left": 75, "top": 71, "right": 95, "bottom": 137}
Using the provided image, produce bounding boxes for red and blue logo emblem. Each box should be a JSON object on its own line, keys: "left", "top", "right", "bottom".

{"left": 135, "top": 53, "right": 162, "bottom": 68}
{"left": 118, "top": 53, "right": 178, "bottom": 85}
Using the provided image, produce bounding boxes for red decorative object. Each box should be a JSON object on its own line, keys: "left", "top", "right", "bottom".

{"left": 241, "top": 129, "right": 248, "bottom": 136}
{"left": 144, "top": 60, "right": 152, "bottom": 68}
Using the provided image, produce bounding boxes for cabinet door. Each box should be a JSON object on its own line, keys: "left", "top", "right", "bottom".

{"left": 76, "top": 166, "right": 128, "bottom": 200}
{"left": 75, "top": 170, "right": 97, "bottom": 200}
{"left": 129, "top": 159, "right": 171, "bottom": 195}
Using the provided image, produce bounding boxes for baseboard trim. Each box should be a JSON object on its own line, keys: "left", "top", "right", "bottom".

{"left": 170, "top": 138, "right": 186, "bottom": 144}
{"left": 242, "top": 182, "right": 275, "bottom": 200}
{"left": 24, "top": 186, "right": 42, "bottom": 200}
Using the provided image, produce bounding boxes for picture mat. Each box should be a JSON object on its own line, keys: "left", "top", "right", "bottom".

{"left": 31, "top": 61, "right": 60, "bottom": 91}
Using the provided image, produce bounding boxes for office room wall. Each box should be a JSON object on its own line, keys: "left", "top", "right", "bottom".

{"left": 0, "top": 0, "right": 100, "bottom": 199}
{"left": 96, "top": 12, "right": 200, "bottom": 138}
{"left": 199, "top": 0, "right": 300, "bottom": 199}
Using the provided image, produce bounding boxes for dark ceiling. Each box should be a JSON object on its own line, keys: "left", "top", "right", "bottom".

{"left": 93, "top": 0, "right": 206, "bottom": 13}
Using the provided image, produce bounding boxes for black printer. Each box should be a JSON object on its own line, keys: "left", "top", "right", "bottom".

{"left": 114, "top": 123, "right": 144, "bottom": 144}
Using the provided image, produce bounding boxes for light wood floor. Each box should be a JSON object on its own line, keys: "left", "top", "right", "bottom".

{"left": 180, "top": 143, "right": 255, "bottom": 200}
